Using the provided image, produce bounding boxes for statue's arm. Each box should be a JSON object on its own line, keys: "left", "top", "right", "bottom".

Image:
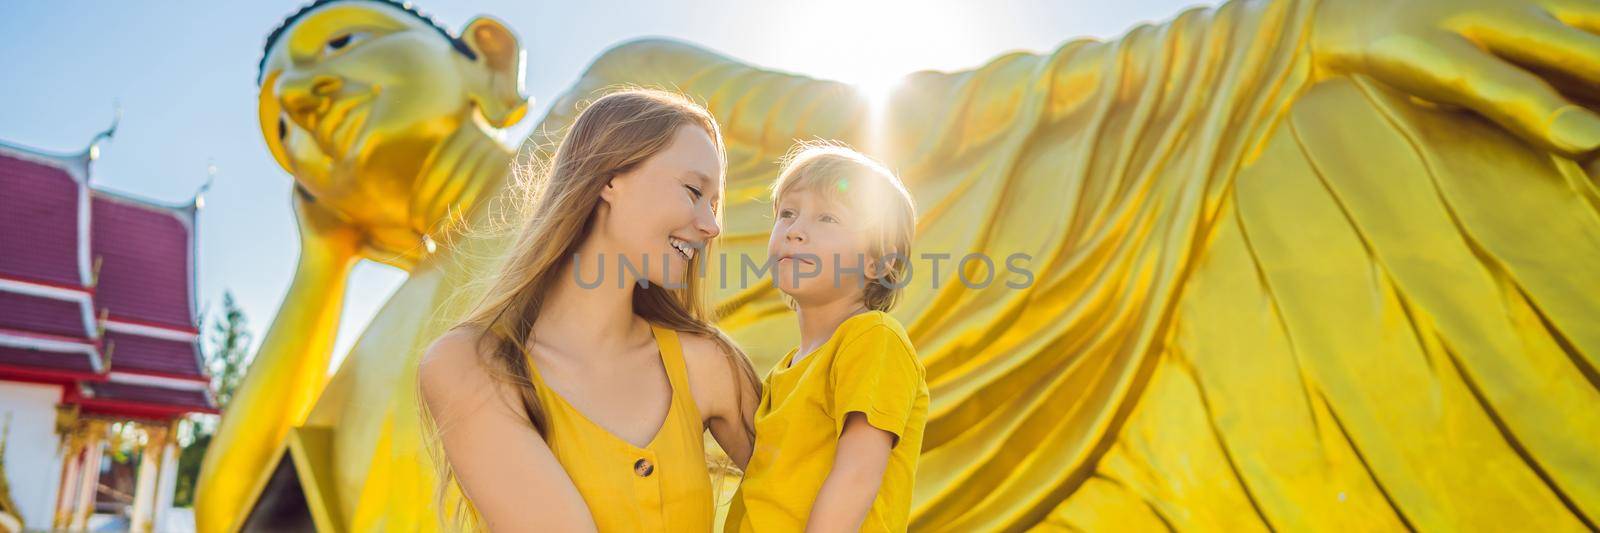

{"left": 877, "top": 0, "right": 1600, "bottom": 166}
{"left": 1311, "top": 0, "right": 1600, "bottom": 158}
{"left": 194, "top": 191, "right": 362, "bottom": 532}
{"left": 549, "top": 38, "right": 869, "bottom": 155}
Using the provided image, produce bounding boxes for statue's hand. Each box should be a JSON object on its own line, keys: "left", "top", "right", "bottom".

{"left": 291, "top": 189, "right": 363, "bottom": 264}
{"left": 1312, "top": 0, "right": 1600, "bottom": 157}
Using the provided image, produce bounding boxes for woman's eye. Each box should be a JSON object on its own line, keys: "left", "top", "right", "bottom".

{"left": 685, "top": 185, "right": 703, "bottom": 200}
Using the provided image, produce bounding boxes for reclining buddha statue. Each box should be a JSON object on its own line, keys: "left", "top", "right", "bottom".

{"left": 197, "top": 0, "right": 1600, "bottom": 530}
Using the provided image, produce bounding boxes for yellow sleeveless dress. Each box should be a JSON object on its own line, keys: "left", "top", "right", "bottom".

{"left": 524, "top": 323, "right": 715, "bottom": 532}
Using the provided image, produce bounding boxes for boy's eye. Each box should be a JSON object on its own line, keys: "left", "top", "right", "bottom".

{"left": 819, "top": 214, "right": 840, "bottom": 223}
{"left": 778, "top": 208, "right": 795, "bottom": 219}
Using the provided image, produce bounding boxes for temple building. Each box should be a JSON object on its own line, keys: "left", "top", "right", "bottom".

{"left": 0, "top": 132, "right": 216, "bottom": 531}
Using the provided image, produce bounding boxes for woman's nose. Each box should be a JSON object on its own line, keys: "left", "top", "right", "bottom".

{"left": 697, "top": 213, "right": 721, "bottom": 239}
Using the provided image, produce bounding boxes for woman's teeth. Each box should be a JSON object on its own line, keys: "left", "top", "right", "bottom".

{"left": 669, "top": 238, "right": 694, "bottom": 261}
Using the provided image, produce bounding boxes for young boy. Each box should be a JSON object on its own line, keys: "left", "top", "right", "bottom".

{"left": 725, "top": 142, "right": 929, "bottom": 532}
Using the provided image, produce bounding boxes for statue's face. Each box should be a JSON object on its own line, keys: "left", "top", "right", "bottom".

{"left": 257, "top": 1, "right": 477, "bottom": 237}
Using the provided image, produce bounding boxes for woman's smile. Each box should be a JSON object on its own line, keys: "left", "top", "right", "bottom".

{"left": 669, "top": 236, "right": 696, "bottom": 261}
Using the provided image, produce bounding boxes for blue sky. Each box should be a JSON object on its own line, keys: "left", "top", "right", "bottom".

{"left": 0, "top": 0, "right": 1208, "bottom": 371}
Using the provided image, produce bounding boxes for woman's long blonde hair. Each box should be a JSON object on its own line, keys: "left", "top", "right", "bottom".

{"left": 432, "top": 88, "right": 761, "bottom": 528}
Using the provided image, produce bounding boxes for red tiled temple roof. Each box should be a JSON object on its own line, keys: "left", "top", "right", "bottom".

{"left": 104, "top": 331, "right": 203, "bottom": 378}
{"left": 0, "top": 291, "right": 92, "bottom": 341}
{"left": 0, "top": 137, "right": 212, "bottom": 419}
{"left": 0, "top": 345, "right": 96, "bottom": 374}
{"left": 0, "top": 152, "right": 83, "bottom": 287}
{"left": 91, "top": 193, "right": 195, "bottom": 330}
{"left": 79, "top": 381, "right": 218, "bottom": 417}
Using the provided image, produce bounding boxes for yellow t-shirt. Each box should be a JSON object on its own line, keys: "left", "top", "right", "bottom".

{"left": 725, "top": 311, "right": 930, "bottom": 532}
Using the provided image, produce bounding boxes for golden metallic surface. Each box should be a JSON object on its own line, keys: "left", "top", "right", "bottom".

{"left": 193, "top": 1, "right": 525, "bottom": 530}
{"left": 200, "top": 0, "right": 1600, "bottom": 530}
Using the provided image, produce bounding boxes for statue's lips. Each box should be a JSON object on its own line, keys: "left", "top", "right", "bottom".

{"left": 312, "top": 93, "right": 373, "bottom": 158}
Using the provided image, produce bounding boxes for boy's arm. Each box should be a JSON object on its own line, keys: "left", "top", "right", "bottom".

{"left": 804, "top": 412, "right": 895, "bottom": 533}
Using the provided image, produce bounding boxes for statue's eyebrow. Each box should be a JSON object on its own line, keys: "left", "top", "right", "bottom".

{"left": 284, "top": 7, "right": 410, "bottom": 63}
{"left": 259, "top": 1, "right": 476, "bottom": 84}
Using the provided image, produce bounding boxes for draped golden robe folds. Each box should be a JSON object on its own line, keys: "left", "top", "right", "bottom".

{"left": 238, "top": 0, "right": 1600, "bottom": 530}
{"left": 556, "top": 1, "right": 1598, "bottom": 530}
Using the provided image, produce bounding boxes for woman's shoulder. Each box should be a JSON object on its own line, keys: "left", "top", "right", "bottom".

{"left": 672, "top": 328, "right": 751, "bottom": 418}
{"left": 418, "top": 327, "right": 500, "bottom": 398}
{"left": 674, "top": 329, "right": 737, "bottom": 377}
{"left": 422, "top": 327, "right": 492, "bottom": 364}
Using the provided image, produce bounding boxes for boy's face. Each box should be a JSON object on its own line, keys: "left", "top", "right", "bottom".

{"left": 767, "top": 185, "right": 877, "bottom": 304}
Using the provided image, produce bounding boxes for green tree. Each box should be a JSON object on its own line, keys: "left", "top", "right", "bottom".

{"left": 173, "top": 291, "right": 253, "bottom": 507}
{"left": 206, "top": 292, "right": 253, "bottom": 408}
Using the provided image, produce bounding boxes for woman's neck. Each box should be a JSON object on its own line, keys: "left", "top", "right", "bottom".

{"left": 533, "top": 237, "right": 651, "bottom": 360}
{"left": 793, "top": 294, "right": 870, "bottom": 365}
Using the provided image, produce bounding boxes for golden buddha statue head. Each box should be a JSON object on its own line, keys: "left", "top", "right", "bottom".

{"left": 257, "top": 0, "right": 528, "bottom": 261}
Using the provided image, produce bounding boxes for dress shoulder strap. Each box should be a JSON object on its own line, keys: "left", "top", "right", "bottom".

{"left": 649, "top": 324, "right": 704, "bottom": 424}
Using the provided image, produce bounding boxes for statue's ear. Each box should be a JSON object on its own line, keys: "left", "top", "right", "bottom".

{"left": 461, "top": 16, "right": 529, "bottom": 128}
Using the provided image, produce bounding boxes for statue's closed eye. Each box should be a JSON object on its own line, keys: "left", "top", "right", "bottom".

{"left": 325, "top": 32, "right": 371, "bottom": 55}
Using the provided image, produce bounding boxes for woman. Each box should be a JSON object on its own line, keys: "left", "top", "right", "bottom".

{"left": 419, "top": 89, "right": 762, "bottom": 532}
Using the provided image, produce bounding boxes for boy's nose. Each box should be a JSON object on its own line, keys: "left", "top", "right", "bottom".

{"left": 785, "top": 225, "right": 806, "bottom": 243}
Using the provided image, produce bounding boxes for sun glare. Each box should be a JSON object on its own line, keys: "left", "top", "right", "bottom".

{"left": 855, "top": 73, "right": 902, "bottom": 115}
{"left": 759, "top": 0, "right": 987, "bottom": 155}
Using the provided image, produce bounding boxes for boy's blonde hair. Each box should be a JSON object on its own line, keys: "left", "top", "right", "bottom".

{"left": 771, "top": 141, "right": 916, "bottom": 312}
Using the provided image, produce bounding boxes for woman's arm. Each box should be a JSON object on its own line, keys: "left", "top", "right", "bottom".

{"left": 804, "top": 413, "right": 894, "bottom": 533}
{"left": 419, "top": 330, "right": 598, "bottom": 533}
{"left": 681, "top": 333, "right": 759, "bottom": 469}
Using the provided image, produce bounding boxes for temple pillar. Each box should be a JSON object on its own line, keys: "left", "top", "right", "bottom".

{"left": 153, "top": 421, "right": 180, "bottom": 532}
{"left": 69, "top": 419, "right": 106, "bottom": 530}
{"left": 52, "top": 428, "right": 84, "bottom": 529}
{"left": 129, "top": 422, "right": 170, "bottom": 532}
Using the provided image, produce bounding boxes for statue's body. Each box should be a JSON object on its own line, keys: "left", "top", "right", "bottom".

{"left": 198, "top": 0, "right": 1600, "bottom": 530}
